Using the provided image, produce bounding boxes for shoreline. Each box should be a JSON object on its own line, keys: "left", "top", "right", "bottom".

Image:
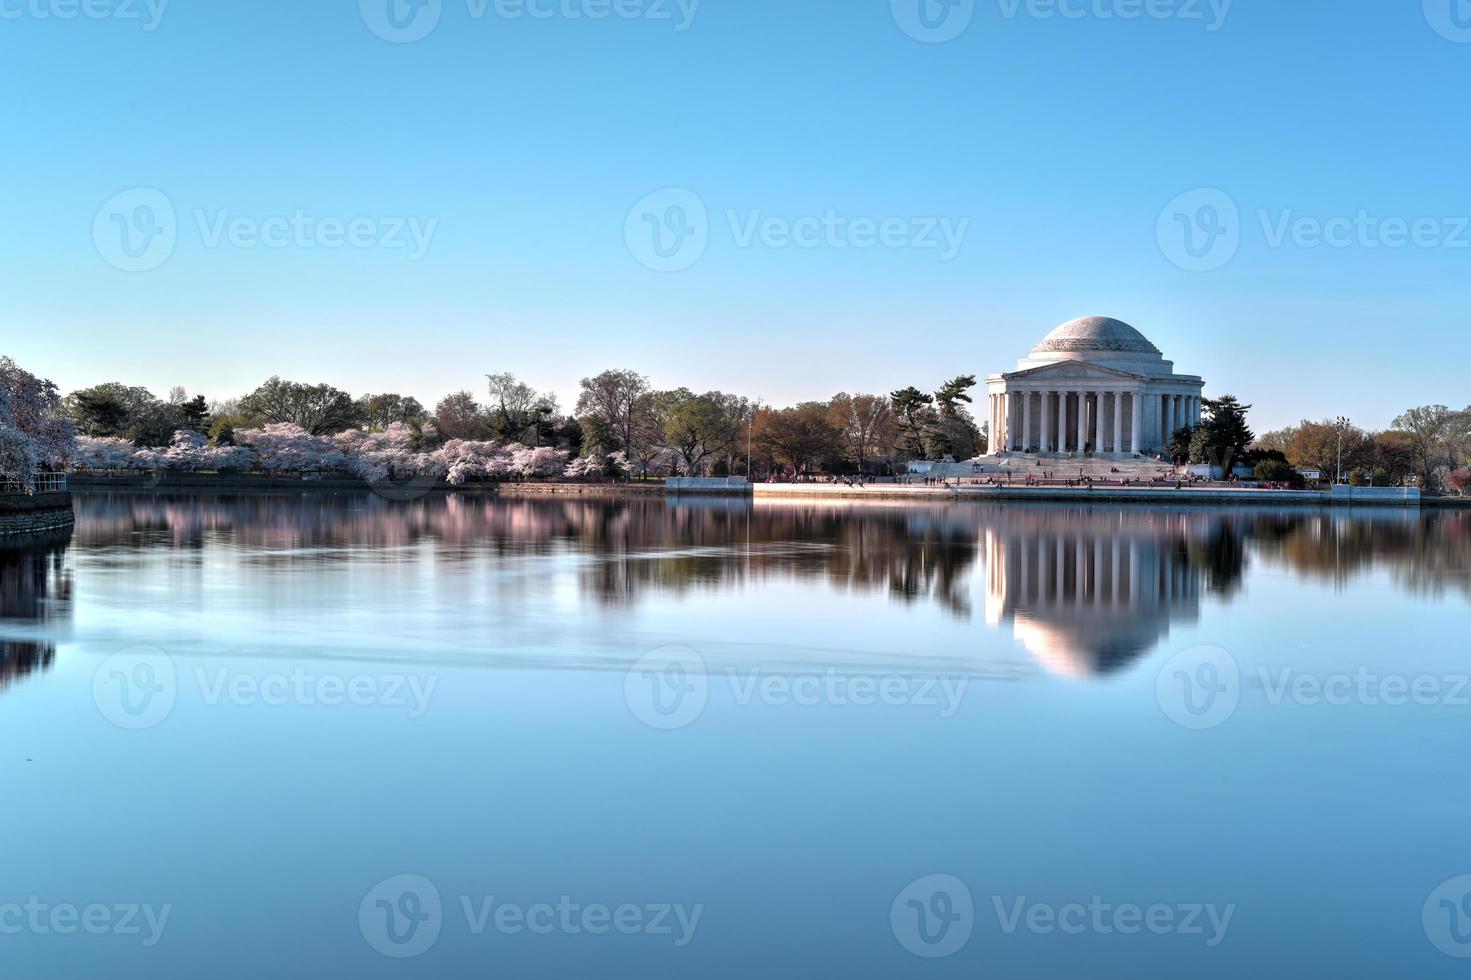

{"left": 60, "top": 474, "right": 1465, "bottom": 508}
{"left": 748, "top": 483, "right": 1443, "bottom": 508}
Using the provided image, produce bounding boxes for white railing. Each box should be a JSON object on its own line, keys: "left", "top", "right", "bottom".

{"left": 0, "top": 472, "right": 68, "bottom": 495}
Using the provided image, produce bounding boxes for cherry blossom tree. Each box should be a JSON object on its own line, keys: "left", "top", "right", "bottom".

{"left": 69, "top": 421, "right": 597, "bottom": 486}
{"left": 72, "top": 436, "right": 138, "bottom": 471}
{"left": 0, "top": 357, "right": 74, "bottom": 489}
{"left": 234, "top": 423, "right": 346, "bottom": 473}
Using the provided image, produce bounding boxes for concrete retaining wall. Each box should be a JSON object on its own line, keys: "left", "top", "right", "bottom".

{"left": 752, "top": 483, "right": 1420, "bottom": 507}
{"left": 1329, "top": 485, "right": 1422, "bottom": 504}
{"left": 0, "top": 492, "right": 76, "bottom": 536}
{"left": 666, "top": 477, "right": 751, "bottom": 493}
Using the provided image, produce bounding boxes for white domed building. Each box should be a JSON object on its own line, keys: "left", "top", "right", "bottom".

{"left": 985, "top": 317, "right": 1205, "bottom": 456}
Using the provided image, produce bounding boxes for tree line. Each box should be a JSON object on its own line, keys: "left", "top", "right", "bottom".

{"left": 59, "top": 369, "right": 989, "bottom": 480}
{"left": 1255, "top": 409, "right": 1471, "bottom": 492}
{"left": 14, "top": 353, "right": 1471, "bottom": 492}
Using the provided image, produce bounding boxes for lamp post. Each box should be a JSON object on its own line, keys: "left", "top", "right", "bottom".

{"left": 1334, "top": 416, "right": 1351, "bottom": 485}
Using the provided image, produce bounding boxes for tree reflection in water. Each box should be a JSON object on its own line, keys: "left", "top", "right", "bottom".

{"left": 0, "top": 528, "right": 73, "bottom": 691}
{"left": 67, "top": 493, "right": 1471, "bottom": 682}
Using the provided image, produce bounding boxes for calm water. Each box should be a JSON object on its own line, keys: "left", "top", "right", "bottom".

{"left": 3, "top": 492, "right": 1470, "bottom": 977}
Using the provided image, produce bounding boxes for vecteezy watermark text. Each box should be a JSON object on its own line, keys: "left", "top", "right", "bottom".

{"left": 889, "top": 874, "right": 1234, "bottom": 958}
{"left": 358, "top": 875, "right": 702, "bottom": 958}
{"left": 625, "top": 188, "right": 970, "bottom": 272}
{"left": 1157, "top": 645, "right": 1471, "bottom": 729}
{"left": 0, "top": 899, "right": 172, "bottom": 947}
{"left": 1157, "top": 188, "right": 1470, "bottom": 272}
{"left": 0, "top": 0, "right": 168, "bottom": 30}
{"left": 92, "top": 188, "right": 437, "bottom": 272}
{"left": 891, "top": 0, "right": 1230, "bottom": 42}
{"left": 996, "top": 0, "right": 1230, "bottom": 29}
{"left": 92, "top": 647, "right": 439, "bottom": 730}
{"left": 623, "top": 646, "right": 972, "bottom": 729}
{"left": 359, "top": 0, "right": 699, "bottom": 43}
{"left": 992, "top": 895, "right": 1234, "bottom": 947}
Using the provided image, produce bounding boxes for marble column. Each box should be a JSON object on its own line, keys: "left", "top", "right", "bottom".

{"left": 1095, "top": 391, "right": 1108, "bottom": 453}
{"left": 1021, "top": 391, "right": 1032, "bottom": 452}
{"left": 1131, "top": 391, "right": 1142, "bottom": 454}
{"left": 1040, "top": 391, "right": 1052, "bottom": 453}
{"left": 1163, "top": 393, "right": 1174, "bottom": 444}
{"left": 1113, "top": 391, "right": 1123, "bottom": 455}
{"left": 1076, "top": 390, "right": 1088, "bottom": 453}
{"left": 1060, "top": 392, "right": 1071, "bottom": 451}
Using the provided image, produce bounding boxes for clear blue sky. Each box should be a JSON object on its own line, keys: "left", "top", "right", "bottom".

{"left": 3, "top": 0, "right": 1468, "bottom": 432}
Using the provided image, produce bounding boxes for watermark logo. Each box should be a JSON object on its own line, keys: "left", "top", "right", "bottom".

{"left": 1155, "top": 645, "right": 1239, "bottom": 730}
{"left": 92, "top": 188, "right": 177, "bottom": 273}
{"left": 0, "top": 0, "right": 168, "bottom": 30}
{"left": 624, "top": 645, "right": 708, "bottom": 730}
{"left": 1157, "top": 188, "right": 1239, "bottom": 272}
{"left": 360, "top": 874, "right": 444, "bottom": 958}
{"left": 1425, "top": 876, "right": 1471, "bottom": 957}
{"left": 892, "top": 0, "right": 974, "bottom": 43}
{"left": 625, "top": 188, "right": 709, "bottom": 273}
{"left": 891, "top": 874, "right": 974, "bottom": 958}
{"left": 1424, "top": 0, "right": 1471, "bottom": 42}
{"left": 92, "top": 646, "right": 177, "bottom": 730}
{"left": 360, "top": 0, "right": 443, "bottom": 42}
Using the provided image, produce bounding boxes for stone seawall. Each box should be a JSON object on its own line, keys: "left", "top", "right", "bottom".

{"left": 0, "top": 492, "right": 76, "bottom": 536}
{"left": 67, "top": 474, "right": 671, "bottom": 497}
{"left": 751, "top": 483, "right": 1423, "bottom": 507}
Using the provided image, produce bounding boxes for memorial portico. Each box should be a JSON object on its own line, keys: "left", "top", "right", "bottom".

{"left": 985, "top": 317, "right": 1205, "bottom": 457}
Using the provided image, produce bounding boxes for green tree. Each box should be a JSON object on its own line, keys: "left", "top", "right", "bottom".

{"left": 355, "top": 393, "right": 425, "bottom": 432}
{"left": 1253, "top": 459, "right": 1305, "bottom": 488}
{"left": 239, "top": 377, "right": 358, "bottom": 435}
{"left": 889, "top": 386, "right": 937, "bottom": 460}
{"left": 926, "top": 375, "right": 980, "bottom": 459}
{"left": 653, "top": 389, "right": 730, "bottom": 476}
{"left": 754, "top": 403, "right": 842, "bottom": 476}
{"left": 65, "top": 383, "right": 159, "bottom": 437}
{"left": 180, "top": 395, "right": 211, "bottom": 432}
{"left": 1391, "top": 405, "right": 1465, "bottom": 490}
{"left": 1187, "top": 395, "right": 1254, "bottom": 469}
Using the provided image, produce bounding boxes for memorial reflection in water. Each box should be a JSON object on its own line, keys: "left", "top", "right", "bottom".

{"left": 983, "top": 510, "right": 1217, "bottom": 678}
{"left": 16, "top": 493, "right": 1468, "bottom": 695}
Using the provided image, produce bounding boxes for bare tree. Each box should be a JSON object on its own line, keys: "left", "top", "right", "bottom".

{"left": 829, "top": 392, "right": 894, "bottom": 474}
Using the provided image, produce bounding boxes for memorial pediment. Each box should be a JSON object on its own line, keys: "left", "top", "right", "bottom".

{"left": 1004, "top": 362, "right": 1140, "bottom": 382}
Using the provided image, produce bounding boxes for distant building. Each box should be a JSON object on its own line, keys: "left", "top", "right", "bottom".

{"left": 986, "top": 317, "right": 1205, "bottom": 457}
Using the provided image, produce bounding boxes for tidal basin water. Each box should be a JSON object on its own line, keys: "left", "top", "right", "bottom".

{"left": 3, "top": 492, "right": 1470, "bottom": 977}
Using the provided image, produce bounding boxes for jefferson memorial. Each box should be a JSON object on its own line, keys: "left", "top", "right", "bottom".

{"left": 985, "top": 316, "right": 1204, "bottom": 457}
